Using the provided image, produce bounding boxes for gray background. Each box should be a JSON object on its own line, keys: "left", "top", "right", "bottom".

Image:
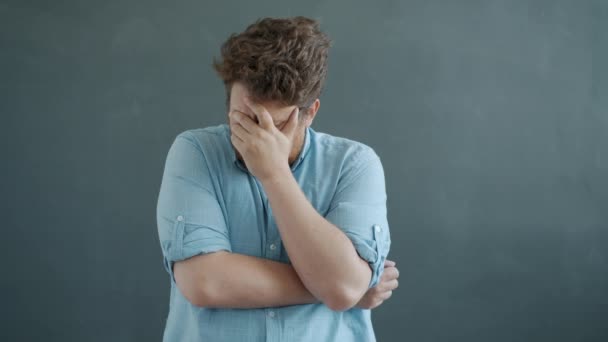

{"left": 1, "top": 0, "right": 607, "bottom": 341}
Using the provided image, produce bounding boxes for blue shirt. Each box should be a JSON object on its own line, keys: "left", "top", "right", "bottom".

{"left": 156, "top": 123, "right": 391, "bottom": 342}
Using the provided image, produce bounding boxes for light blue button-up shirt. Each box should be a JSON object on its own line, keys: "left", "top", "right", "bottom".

{"left": 156, "top": 123, "right": 391, "bottom": 341}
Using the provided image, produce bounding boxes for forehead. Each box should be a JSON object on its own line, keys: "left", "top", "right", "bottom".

{"left": 230, "top": 82, "right": 292, "bottom": 122}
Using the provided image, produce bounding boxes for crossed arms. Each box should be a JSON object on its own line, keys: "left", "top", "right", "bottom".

{"left": 157, "top": 131, "right": 397, "bottom": 312}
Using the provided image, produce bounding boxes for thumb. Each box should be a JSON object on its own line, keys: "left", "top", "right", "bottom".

{"left": 282, "top": 107, "right": 299, "bottom": 138}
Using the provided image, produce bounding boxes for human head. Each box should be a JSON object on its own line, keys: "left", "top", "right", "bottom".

{"left": 213, "top": 16, "right": 331, "bottom": 162}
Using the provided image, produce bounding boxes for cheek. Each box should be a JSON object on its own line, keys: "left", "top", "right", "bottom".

{"left": 291, "top": 131, "right": 305, "bottom": 148}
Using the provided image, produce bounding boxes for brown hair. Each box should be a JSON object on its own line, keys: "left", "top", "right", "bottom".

{"left": 213, "top": 16, "right": 332, "bottom": 113}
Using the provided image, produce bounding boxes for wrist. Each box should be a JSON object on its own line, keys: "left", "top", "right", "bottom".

{"left": 259, "top": 165, "right": 293, "bottom": 188}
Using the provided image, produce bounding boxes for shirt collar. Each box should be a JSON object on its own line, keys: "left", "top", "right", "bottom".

{"left": 230, "top": 124, "right": 312, "bottom": 174}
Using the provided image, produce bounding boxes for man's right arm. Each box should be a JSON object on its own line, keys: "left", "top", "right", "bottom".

{"left": 158, "top": 132, "right": 317, "bottom": 309}
{"left": 173, "top": 251, "right": 318, "bottom": 308}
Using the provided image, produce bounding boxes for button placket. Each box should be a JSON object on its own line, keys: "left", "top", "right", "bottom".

{"left": 265, "top": 207, "right": 281, "bottom": 260}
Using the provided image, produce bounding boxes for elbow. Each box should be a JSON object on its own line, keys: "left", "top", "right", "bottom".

{"left": 324, "top": 296, "right": 356, "bottom": 312}
{"left": 173, "top": 259, "right": 218, "bottom": 308}
{"left": 175, "top": 276, "right": 206, "bottom": 308}
{"left": 173, "top": 251, "right": 233, "bottom": 308}
{"left": 189, "top": 285, "right": 215, "bottom": 308}
{"left": 322, "top": 285, "right": 366, "bottom": 312}
{"left": 178, "top": 278, "right": 219, "bottom": 308}
{"left": 321, "top": 262, "right": 372, "bottom": 311}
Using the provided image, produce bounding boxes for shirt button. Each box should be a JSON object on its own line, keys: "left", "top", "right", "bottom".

{"left": 269, "top": 243, "right": 276, "bottom": 251}
{"left": 177, "top": 215, "right": 184, "bottom": 222}
{"left": 268, "top": 311, "right": 275, "bottom": 318}
{"left": 374, "top": 224, "right": 381, "bottom": 232}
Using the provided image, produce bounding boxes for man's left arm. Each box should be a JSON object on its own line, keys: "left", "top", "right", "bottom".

{"left": 261, "top": 152, "right": 390, "bottom": 311}
{"left": 229, "top": 97, "right": 391, "bottom": 311}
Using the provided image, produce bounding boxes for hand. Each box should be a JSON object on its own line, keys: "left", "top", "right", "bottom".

{"left": 229, "top": 96, "right": 299, "bottom": 183}
{"left": 355, "top": 260, "right": 399, "bottom": 310}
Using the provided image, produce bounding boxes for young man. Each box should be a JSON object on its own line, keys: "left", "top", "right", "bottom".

{"left": 156, "top": 16, "right": 399, "bottom": 341}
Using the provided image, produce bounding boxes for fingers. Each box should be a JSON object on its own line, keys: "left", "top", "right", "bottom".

{"left": 381, "top": 266, "right": 400, "bottom": 281}
{"left": 376, "top": 277, "right": 399, "bottom": 292}
{"left": 230, "top": 120, "right": 248, "bottom": 141}
{"left": 384, "top": 260, "right": 396, "bottom": 267}
{"left": 281, "top": 107, "right": 299, "bottom": 138}
{"left": 243, "top": 96, "right": 273, "bottom": 130}
{"left": 230, "top": 110, "right": 259, "bottom": 134}
{"left": 385, "top": 279, "right": 399, "bottom": 291}
{"left": 230, "top": 131, "right": 244, "bottom": 151}
{"left": 380, "top": 290, "right": 393, "bottom": 301}
{"left": 364, "top": 267, "right": 399, "bottom": 308}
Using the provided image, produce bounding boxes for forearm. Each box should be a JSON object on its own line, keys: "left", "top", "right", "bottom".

{"left": 261, "top": 171, "right": 372, "bottom": 310}
{"left": 173, "top": 251, "right": 318, "bottom": 309}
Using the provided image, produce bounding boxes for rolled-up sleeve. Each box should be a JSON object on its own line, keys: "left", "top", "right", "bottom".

{"left": 324, "top": 150, "right": 391, "bottom": 288}
{"left": 156, "top": 131, "right": 231, "bottom": 284}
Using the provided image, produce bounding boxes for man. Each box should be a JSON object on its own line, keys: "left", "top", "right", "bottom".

{"left": 156, "top": 16, "right": 399, "bottom": 341}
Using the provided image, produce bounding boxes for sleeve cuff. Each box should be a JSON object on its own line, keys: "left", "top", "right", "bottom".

{"left": 161, "top": 215, "right": 232, "bottom": 284}
{"left": 344, "top": 223, "right": 391, "bottom": 289}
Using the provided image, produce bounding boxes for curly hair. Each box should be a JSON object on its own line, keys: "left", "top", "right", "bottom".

{"left": 213, "top": 16, "right": 332, "bottom": 113}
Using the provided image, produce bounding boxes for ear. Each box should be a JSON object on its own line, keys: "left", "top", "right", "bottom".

{"left": 303, "top": 99, "right": 320, "bottom": 127}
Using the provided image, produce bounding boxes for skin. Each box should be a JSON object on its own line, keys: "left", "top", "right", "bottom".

{"left": 228, "top": 82, "right": 313, "bottom": 167}
{"left": 173, "top": 81, "right": 399, "bottom": 310}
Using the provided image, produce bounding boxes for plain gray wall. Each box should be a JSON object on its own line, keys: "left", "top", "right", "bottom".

{"left": 1, "top": 0, "right": 607, "bottom": 341}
